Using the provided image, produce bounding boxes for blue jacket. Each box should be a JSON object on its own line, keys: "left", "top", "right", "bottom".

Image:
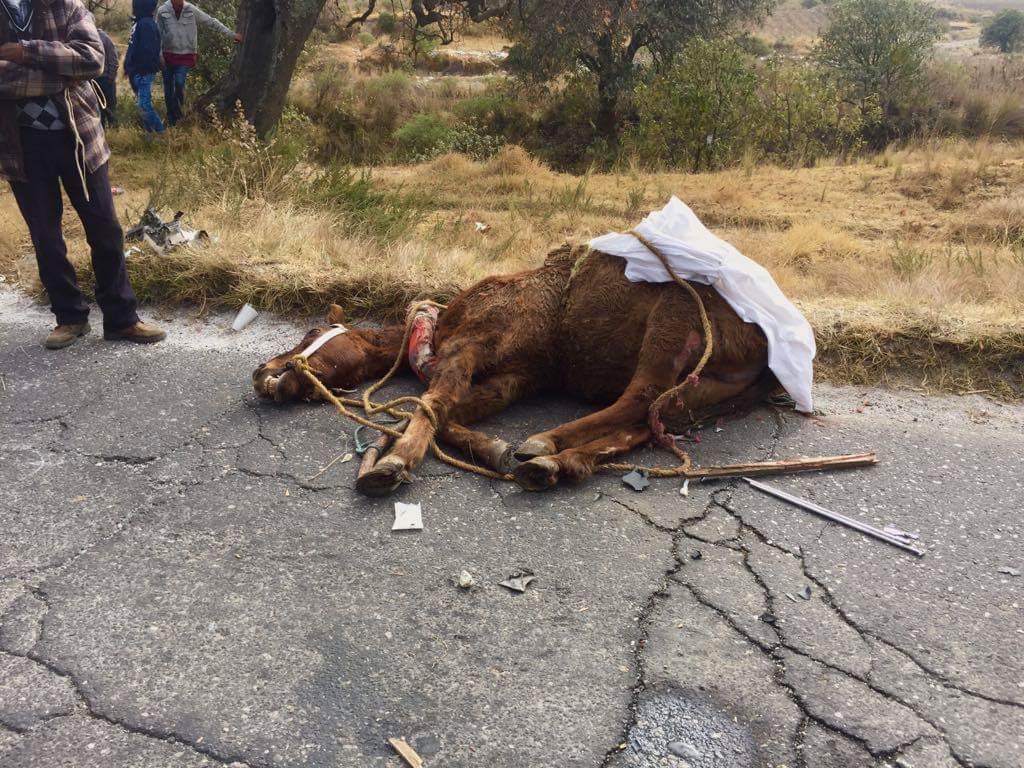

{"left": 124, "top": 0, "right": 161, "bottom": 77}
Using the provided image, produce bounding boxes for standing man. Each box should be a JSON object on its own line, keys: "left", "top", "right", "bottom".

{"left": 156, "top": 0, "right": 240, "bottom": 126}
{"left": 0, "top": 0, "right": 165, "bottom": 348}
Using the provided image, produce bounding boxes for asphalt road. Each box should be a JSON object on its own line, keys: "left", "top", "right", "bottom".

{"left": 1, "top": 290, "right": 1022, "bottom": 768}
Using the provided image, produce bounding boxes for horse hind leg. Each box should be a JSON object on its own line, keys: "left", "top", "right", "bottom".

{"left": 514, "top": 422, "right": 652, "bottom": 491}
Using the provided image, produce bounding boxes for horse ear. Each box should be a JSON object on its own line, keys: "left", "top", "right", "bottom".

{"left": 326, "top": 304, "right": 346, "bottom": 325}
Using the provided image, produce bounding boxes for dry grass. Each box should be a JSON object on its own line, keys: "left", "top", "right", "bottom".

{"left": 1, "top": 133, "right": 1023, "bottom": 397}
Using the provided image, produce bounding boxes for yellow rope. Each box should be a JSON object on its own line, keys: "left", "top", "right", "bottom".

{"left": 291, "top": 300, "right": 515, "bottom": 482}
{"left": 290, "top": 245, "right": 874, "bottom": 487}
{"left": 597, "top": 231, "right": 716, "bottom": 478}
{"left": 292, "top": 234, "right": 714, "bottom": 484}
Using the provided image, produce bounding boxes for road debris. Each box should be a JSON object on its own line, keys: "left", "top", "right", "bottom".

{"left": 799, "top": 585, "right": 812, "bottom": 600}
{"left": 998, "top": 566, "right": 1021, "bottom": 577}
{"left": 388, "top": 737, "right": 424, "bottom": 768}
{"left": 744, "top": 477, "right": 926, "bottom": 557}
{"left": 622, "top": 469, "right": 650, "bottom": 492}
{"left": 306, "top": 451, "right": 354, "bottom": 483}
{"left": 883, "top": 525, "right": 920, "bottom": 541}
{"left": 458, "top": 570, "right": 475, "bottom": 589}
{"left": 668, "top": 741, "right": 702, "bottom": 760}
{"left": 760, "top": 611, "right": 777, "bottom": 624}
{"left": 679, "top": 479, "right": 690, "bottom": 497}
{"left": 392, "top": 502, "right": 423, "bottom": 532}
{"left": 126, "top": 208, "right": 210, "bottom": 253}
{"left": 474, "top": 221, "right": 491, "bottom": 233}
{"left": 689, "top": 549, "right": 703, "bottom": 560}
{"left": 499, "top": 571, "right": 535, "bottom": 593}
{"left": 231, "top": 303, "right": 258, "bottom": 331}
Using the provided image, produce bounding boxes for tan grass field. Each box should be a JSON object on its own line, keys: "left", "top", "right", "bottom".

{"left": 2, "top": 127, "right": 1023, "bottom": 398}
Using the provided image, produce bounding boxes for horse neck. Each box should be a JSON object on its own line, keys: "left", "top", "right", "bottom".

{"left": 359, "top": 325, "right": 408, "bottom": 377}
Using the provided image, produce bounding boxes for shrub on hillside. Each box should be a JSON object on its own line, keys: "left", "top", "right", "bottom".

{"left": 393, "top": 113, "right": 457, "bottom": 160}
{"left": 453, "top": 91, "right": 534, "bottom": 142}
{"left": 757, "top": 60, "right": 871, "bottom": 165}
{"left": 630, "top": 42, "right": 870, "bottom": 171}
{"left": 188, "top": 0, "right": 239, "bottom": 87}
{"left": 981, "top": 10, "right": 1024, "bottom": 53}
{"left": 814, "top": 0, "right": 942, "bottom": 144}
{"left": 377, "top": 11, "right": 398, "bottom": 35}
{"left": 630, "top": 39, "right": 760, "bottom": 172}
{"left": 530, "top": 76, "right": 612, "bottom": 172}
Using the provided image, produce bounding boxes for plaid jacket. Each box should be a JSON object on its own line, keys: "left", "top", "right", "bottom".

{"left": 0, "top": 0, "right": 108, "bottom": 182}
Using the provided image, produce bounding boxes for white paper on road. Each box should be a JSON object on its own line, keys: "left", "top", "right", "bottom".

{"left": 589, "top": 197, "right": 816, "bottom": 413}
{"left": 392, "top": 502, "right": 424, "bottom": 531}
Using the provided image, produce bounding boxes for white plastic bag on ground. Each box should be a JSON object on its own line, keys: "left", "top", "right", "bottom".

{"left": 589, "top": 197, "right": 816, "bottom": 413}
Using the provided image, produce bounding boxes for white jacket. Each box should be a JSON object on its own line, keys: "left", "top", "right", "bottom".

{"left": 156, "top": 1, "right": 233, "bottom": 55}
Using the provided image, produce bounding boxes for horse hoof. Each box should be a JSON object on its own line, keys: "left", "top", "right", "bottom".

{"left": 495, "top": 444, "right": 518, "bottom": 475}
{"left": 514, "top": 436, "right": 556, "bottom": 462}
{"left": 355, "top": 455, "right": 407, "bottom": 497}
{"left": 513, "top": 456, "right": 560, "bottom": 491}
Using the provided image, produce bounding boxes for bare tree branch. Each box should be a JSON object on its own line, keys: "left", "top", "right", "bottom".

{"left": 347, "top": 0, "right": 376, "bottom": 27}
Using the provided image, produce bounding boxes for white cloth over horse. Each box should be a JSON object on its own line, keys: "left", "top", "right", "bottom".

{"left": 589, "top": 196, "right": 816, "bottom": 413}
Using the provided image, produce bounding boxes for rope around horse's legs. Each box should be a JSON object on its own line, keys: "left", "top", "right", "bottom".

{"left": 292, "top": 264, "right": 715, "bottom": 485}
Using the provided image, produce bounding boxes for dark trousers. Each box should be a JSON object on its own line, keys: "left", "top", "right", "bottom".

{"left": 8, "top": 129, "right": 139, "bottom": 331}
{"left": 162, "top": 64, "right": 189, "bottom": 126}
{"left": 97, "top": 76, "right": 118, "bottom": 128}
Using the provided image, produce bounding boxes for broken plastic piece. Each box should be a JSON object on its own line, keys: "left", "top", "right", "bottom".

{"left": 500, "top": 571, "right": 535, "bottom": 593}
{"left": 388, "top": 737, "right": 424, "bottom": 768}
{"left": 799, "top": 585, "right": 812, "bottom": 600}
{"left": 231, "top": 303, "right": 258, "bottom": 331}
{"left": 622, "top": 469, "right": 650, "bottom": 492}
{"left": 679, "top": 479, "right": 690, "bottom": 497}
{"left": 392, "top": 502, "right": 423, "bottom": 532}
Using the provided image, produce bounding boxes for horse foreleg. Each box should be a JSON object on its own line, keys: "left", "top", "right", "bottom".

{"left": 355, "top": 349, "right": 480, "bottom": 496}
{"left": 514, "top": 423, "right": 652, "bottom": 491}
{"left": 439, "top": 373, "right": 532, "bottom": 473}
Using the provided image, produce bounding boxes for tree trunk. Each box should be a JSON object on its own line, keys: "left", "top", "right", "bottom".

{"left": 199, "top": 0, "right": 328, "bottom": 137}
{"left": 595, "top": 76, "right": 619, "bottom": 143}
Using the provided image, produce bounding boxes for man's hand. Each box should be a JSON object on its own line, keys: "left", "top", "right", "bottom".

{"left": 0, "top": 43, "right": 25, "bottom": 63}
{"left": 234, "top": 32, "right": 243, "bottom": 43}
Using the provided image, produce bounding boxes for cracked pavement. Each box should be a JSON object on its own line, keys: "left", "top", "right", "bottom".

{"left": 1, "top": 289, "right": 1022, "bottom": 768}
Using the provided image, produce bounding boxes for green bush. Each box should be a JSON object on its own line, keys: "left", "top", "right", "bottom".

{"left": 392, "top": 112, "right": 457, "bottom": 160}
{"left": 631, "top": 39, "right": 760, "bottom": 172}
{"left": 188, "top": 0, "right": 239, "bottom": 88}
{"left": 377, "top": 11, "right": 398, "bottom": 34}
{"left": 814, "top": 0, "right": 942, "bottom": 143}
{"left": 630, "top": 42, "right": 871, "bottom": 170}
{"left": 530, "top": 76, "right": 610, "bottom": 171}
{"left": 981, "top": 10, "right": 1024, "bottom": 53}
{"left": 735, "top": 33, "right": 772, "bottom": 58}
{"left": 452, "top": 90, "right": 534, "bottom": 141}
{"left": 757, "top": 59, "right": 871, "bottom": 165}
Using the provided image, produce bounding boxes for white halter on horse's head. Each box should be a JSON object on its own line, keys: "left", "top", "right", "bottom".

{"left": 297, "top": 324, "right": 348, "bottom": 359}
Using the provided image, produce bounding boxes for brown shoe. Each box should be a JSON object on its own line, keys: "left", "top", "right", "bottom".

{"left": 104, "top": 321, "right": 167, "bottom": 344}
{"left": 44, "top": 322, "right": 91, "bottom": 350}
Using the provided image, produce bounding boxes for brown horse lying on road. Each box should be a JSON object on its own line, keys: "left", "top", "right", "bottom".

{"left": 253, "top": 245, "right": 779, "bottom": 495}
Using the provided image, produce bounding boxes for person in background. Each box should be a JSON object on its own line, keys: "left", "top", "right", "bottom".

{"left": 96, "top": 26, "right": 117, "bottom": 126}
{"left": 0, "top": 0, "right": 166, "bottom": 348}
{"left": 123, "top": 0, "right": 163, "bottom": 133}
{"left": 156, "top": 0, "right": 240, "bottom": 126}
